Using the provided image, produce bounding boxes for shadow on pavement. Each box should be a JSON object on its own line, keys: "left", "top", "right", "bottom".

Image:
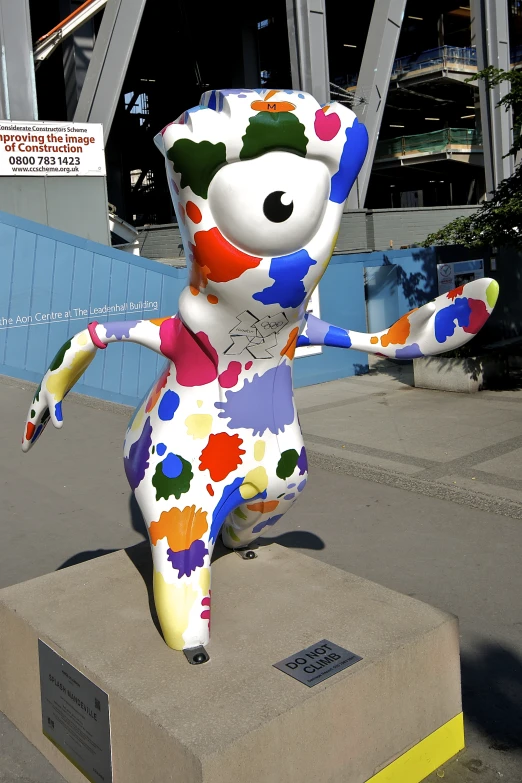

{"left": 461, "top": 642, "right": 522, "bottom": 751}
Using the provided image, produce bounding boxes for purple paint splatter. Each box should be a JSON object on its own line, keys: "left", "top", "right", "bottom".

{"left": 395, "top": 343, "right": 424, "bottom": 359}
{"left": 297, "top": 446, "right": 308, "bottom": 475}
{"left": 104, "top": 320, "right": 139, "bottom": 339}
{"left": 167, "top": 539, "right": 208, "bottom": 578}
{"left": 252, "top": 514, "right": 284, "bottom": 534}
{"left": 298, "top": 479, "right": 307, "bottom": 492}
{"left": 215, "top": 364, "right": 295, "bottom": 436}
{"left": 124, "top": 417, "right": 152, "bottom": 490}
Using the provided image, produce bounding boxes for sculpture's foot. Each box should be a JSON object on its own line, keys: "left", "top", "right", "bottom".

{"left": 235, "top": 544, "right": 259, "bottom": 560}
{"left": 183, "top": 646, "right": 210, "bottom": 665}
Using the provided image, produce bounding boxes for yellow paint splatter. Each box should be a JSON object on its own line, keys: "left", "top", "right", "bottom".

{"left": 153, "top": 571, "right": 198, "bottom": 650}
{"left": 239, "top": 466, "right": 269, "bottom": 499}
{"left": 254, "top": 440, "right": 265, "bottom": 461}
{"left": 131, "top": 402, "right": 146, "bottom": 431}
{"left": 185, "top": 414, "right": 213, "bottom": 439}
{"left": 197, "top": 400, "right": 203, "bottom": 408}
{"left": 46, "top": 351, "right": 92, "bottom": 401}
{"left": 77, "top": 330, "right": 89, "bottom": 346}
{"left": 199, "top": 567, "right": 211, "bottom": 595}
{"left": 486, "top": 280, "right": 499, "bottom": 308}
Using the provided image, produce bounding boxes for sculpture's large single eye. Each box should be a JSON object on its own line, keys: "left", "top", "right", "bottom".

{"left": 208, "top": 152, "right": 330, "bottom": 257}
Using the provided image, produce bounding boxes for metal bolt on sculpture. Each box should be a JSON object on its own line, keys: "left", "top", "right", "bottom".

{"left": 22, "top": 89, "right": 499, "bottom": 659}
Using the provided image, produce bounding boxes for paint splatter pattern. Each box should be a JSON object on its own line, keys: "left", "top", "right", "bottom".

{"left": 22, "top": 89, "right": 499, "bottom": 653}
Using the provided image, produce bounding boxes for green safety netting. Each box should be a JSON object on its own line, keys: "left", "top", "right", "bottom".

{"left": 376, "top": 128, "right": 482, "bottom": 159}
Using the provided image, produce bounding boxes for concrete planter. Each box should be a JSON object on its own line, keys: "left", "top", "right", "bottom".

{"left": 413, "top": 355, "right": 507, "bottom": 393}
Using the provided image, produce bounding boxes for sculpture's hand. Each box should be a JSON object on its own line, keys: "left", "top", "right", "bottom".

{"left": 22, "top": 329, "right": 97, "bottom": 452}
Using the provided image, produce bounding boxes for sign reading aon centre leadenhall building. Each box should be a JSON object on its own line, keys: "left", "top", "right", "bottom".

{"left": 0, "top": 121, "right": 105, "bottom": 176}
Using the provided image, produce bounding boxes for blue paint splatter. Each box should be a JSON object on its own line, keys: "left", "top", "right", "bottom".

{"left": 297, "top": 447, "right": 308, "bottom": 475}
{"left": 158, "top": 390, "right": 180, "bottom": 421}
{"left": 156, "top": 442, "right": 166, "bottom": 456}
{"left": 324, "top": 325, "right": 352, "bottom": 348}
{"left": 288, "top": 483, "right": 296, "bottom": 489}
{"left": 104, "top": 320, "right": 139, "bottom": 339}
{"left": 32, "top": 424, "right": 44, "bottom": 442}
{"left": 55, "top": 401, "right": 63, "bottom": 422}
{"left": 216, "top": 364, "right": 295, "bottom": 436}
{"left": 296, "top": 335, "right": 310, "bottom": 347}
{"left": 162, "top": 453, "right": 183, "bottom": 478}
{"left": 434, "top": 298, "right": 471, "bottom": 343}
{"left": 284, "top": 493, "right": 295, "bottom": 500}
{"left": 253, "top": 250, "right": 317, "bottom": 309}
{"left": 330, "top": 119, "right": 369, "bottom": 204}
{"left": 298, "top": 479, "right": 307, "bottom": 492}
{"left": 124, "top": 417, "right": 152, "bottom": 490}
{"left": 209, "top": 477, "right": 264, "bottom": 543}
{"left": 167, "top": 539, "right": 208, "bottom": 578}
{"left": 395, "top": 343, "right": 424, "bottom": 359}
{"left": 252, "top": 514, "right": 284, "bottom": 534}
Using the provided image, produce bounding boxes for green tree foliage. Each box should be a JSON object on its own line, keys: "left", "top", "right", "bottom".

{"left": 422, "top": 66, "right": 522, "bottom": 249}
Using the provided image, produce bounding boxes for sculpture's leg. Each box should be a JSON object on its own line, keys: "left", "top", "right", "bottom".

{"left": 221, "top": 470, "right": 308, "bottom": 550}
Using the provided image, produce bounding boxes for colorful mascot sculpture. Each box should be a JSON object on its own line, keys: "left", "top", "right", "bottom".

{"left": 22, "top": 89, "right": 499, "bottom": 659}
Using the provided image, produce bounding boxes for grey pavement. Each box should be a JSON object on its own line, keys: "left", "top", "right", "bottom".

{"left": 1, "top": 364, "right": 522, "bottom": 782}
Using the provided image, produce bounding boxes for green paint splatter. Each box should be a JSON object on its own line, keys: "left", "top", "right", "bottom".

{"left": 226, "top": 525, "right": 241, "bottom": 542}
{"left": 151, "top": 445, "right": 155, "bottom": 454}
{"left": 30, "top": 409, "right": 35, "bottom": 418}
{"left": 276, "top": 449, "right": 299, "bottom": 480}
{"left": 234, "top": 506, "right": 248, "bottom": 520}
{"left": 240, "top": 113, "right": 308, "bottom": 161}
{"left": 49, "top": 339, "right": 72, "bottom": 372}
{"left": 167, "top": 139, "right": 227, "bottom": 199}
{"left": 152, "top": 456, "right": 193, "bottom": 501}
{"left": 34, "top": 383, "right": 41, "bottom": 403}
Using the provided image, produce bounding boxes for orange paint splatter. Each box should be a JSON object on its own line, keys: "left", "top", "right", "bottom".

{"left": 207, "top": 294, "right": 218, "bottom": 304}
{"left": 246, "top": 500, "right": 279, "bottom": 513}
{"left": 199, "top": 432, "right": 245, "bottom": 482}
{"left": 280, "top": 327, "right": 299, "bottom": 360}
{"left": 370, "top": 336, "right": 378, "bottom": 344}
{"left": 145, "top": 365, "right": 170, "bottom": 412}
{"left": 190, "top": 285, "right": 200, "bottom": 296}
{"left": 250, "top": 100, "right": 296, "bottom": 112}
{"left": 447, "top": 285, "right": 464, "bottom": 301}
{"left": 25, "top": 421, "right": 35, "bottom": 441}
{"left": 186, "top": 201, "right": 202, "bottom": 224}
{"left": 150, "top": 316, "right": 171, "bottom": 326}
{"left": 206, "top": 484, "right": 214, "bottom": 496}
{"left": 192, "top": 228, "right": 261, "bottom": 284}
{"left": 380, "top": 312, "right": 412, "bottom": 348}
{"left": 149, "top": 505, "right": 208, "bottom": 552}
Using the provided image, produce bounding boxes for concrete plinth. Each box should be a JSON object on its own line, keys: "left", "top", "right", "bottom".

{"left": 0, "top": 543, "right": 464, "bottom": 783}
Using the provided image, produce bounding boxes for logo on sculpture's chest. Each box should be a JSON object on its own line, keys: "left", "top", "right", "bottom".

{"left": 225, "top": 310, "right": 288, "bottom": 359}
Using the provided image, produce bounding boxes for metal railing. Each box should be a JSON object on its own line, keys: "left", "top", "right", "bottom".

{"left": 375, "top": 127, "right": 482, "bottom": 159}
{"left": 392, "top": 45, "right": 477, "bottom": 76}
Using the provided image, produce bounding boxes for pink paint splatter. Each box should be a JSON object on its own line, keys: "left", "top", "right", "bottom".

{"left": 314, "top": 109, "right": 341, "bottom": 141}
{"left": 218, "top": 361, "right": 242, "bottom": 388}
{"left": 463, "top": 298, "right": 489, "bottom": 334}
{"left": 159, "top": 317, "right": 218, "bottom": 387}
{"left": 245, "top": 361, "right": 253, "bottom": 370}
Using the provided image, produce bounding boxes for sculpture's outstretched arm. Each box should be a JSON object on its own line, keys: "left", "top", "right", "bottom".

{"left": 22, "top": 318, "right": 169, "bottom": 452}
{"left": 298, "top": 278, "right": 499, "bottom": 360}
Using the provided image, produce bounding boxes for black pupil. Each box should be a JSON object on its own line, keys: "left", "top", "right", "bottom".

{"left": 263, "top": 191, "right": 294, "bottom": 223}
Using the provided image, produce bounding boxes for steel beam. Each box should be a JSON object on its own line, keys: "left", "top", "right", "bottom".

{"left": 346, "top": 0, "right": 406, "bottom": 208}
{"left": 471, "top": 0, "right": 513, "bottom": 195}
{"left": 60, "top": 0, "right": 97, "bottom": 120}
{"left": 74, "top": 0, "right": 147, "bottom": 142}
{"left": 286, "top": 0, "right": 329, "bottom": 105}
{"left": 0, "top": 0, "right": 38, "bottom": 120}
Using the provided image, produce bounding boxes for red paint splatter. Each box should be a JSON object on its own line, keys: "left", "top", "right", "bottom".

{"left": 159, "top": 317, "right": 218, "bottom": 387}
{"left": 199, "top": 433, "right": 245, "bottom": 481}
{"left": 218, "top": 361, "right": 242, "bottom": 388}
{"left": 192, "top": 228, "right": 261, "bottom": 284}
{"left": 245, "top": 361, "right": 253, "bottom": 370}
{"left": 463, "top": 298, "right": 489, "bottom": 334}
{"left": 447, "top": 285, "right": 464, "bottom": 301}
{"left": 206, "top": 483, "right": 214, "bottom": 496}
{"left": 145, "top": 365, "right": 171, "bottom": 412}
{"left": 25, "top": 421, "right": 35, "bottom": 441}
{"left": 314, "top": 108, "right": 341, "bottom": 141}
{"left": 186, "top": 201, "right": 202, "bottom": 224}
{"left": 201, "top": 593, "right": 211, "bottom": 629}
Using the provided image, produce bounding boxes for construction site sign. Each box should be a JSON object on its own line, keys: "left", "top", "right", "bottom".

{"left": 0, "top": 121, "right": 105, "bottom": 176}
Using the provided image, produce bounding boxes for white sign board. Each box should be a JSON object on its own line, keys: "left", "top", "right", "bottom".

{"left": 0, "top": 121, "right": 105, "bottom": 176}
{"left": 437, "top": 259, "right": 484, "bottom": 295}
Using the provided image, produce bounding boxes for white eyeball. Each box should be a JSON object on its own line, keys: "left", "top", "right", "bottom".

{"left": 208, "top": 151, "right": 330, "bottom": 257}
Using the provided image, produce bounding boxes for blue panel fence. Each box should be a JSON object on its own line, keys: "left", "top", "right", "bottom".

{"left": 0, "top": 210, "right": 440, "bottom": 407}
